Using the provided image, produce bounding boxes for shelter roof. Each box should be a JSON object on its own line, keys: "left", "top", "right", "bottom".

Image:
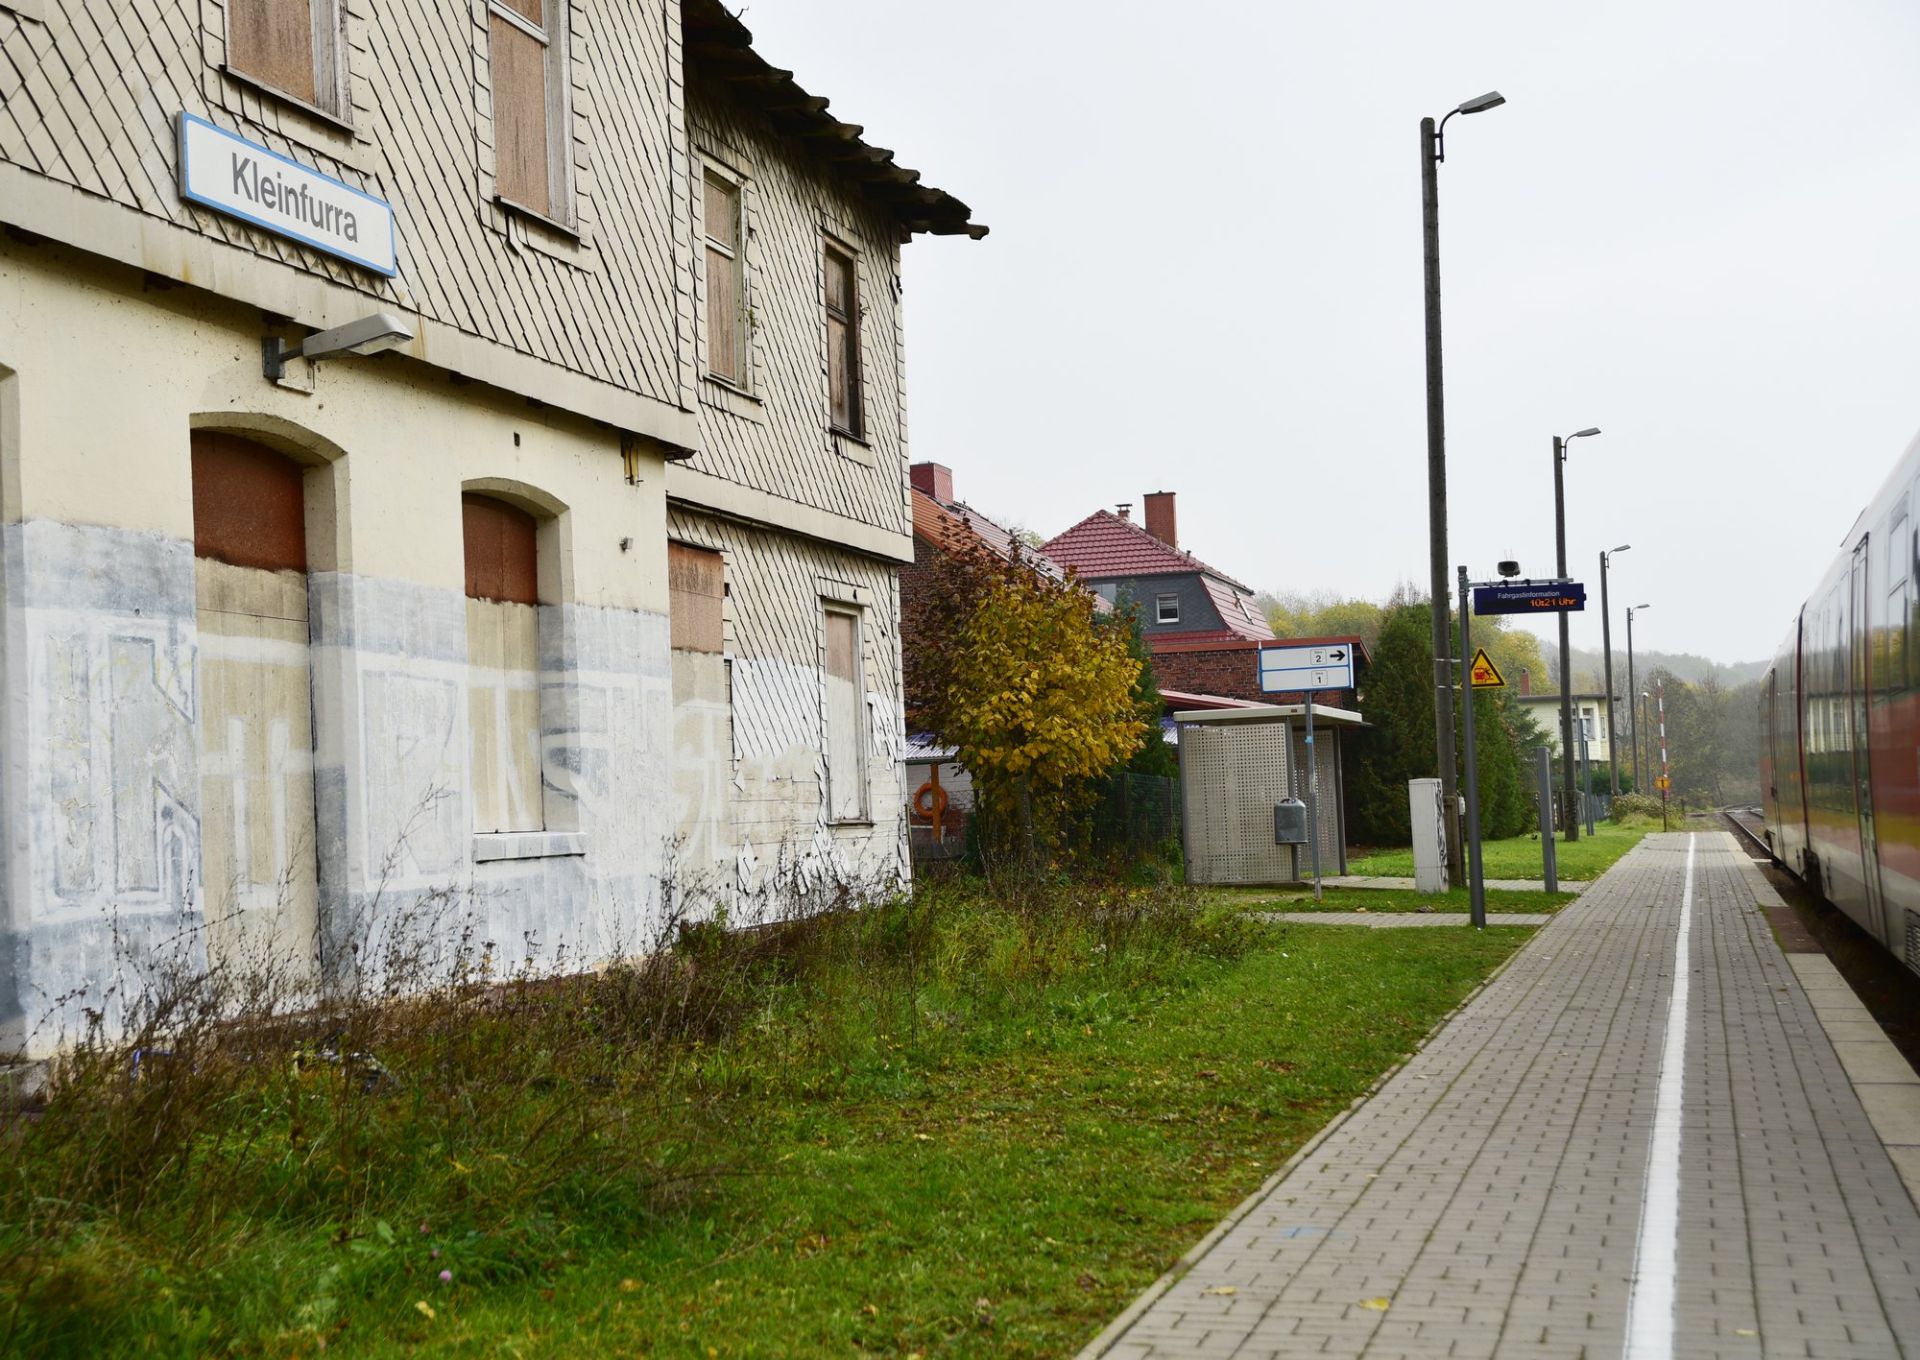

{"left": 1172, "top": 703, "right": 1367, "bottom": 728}
{"left": 1159, "top": 689, "right": 1264, "bottom": 710}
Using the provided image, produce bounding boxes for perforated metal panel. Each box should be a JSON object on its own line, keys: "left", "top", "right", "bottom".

{"left": 1181, "top": 723, "right": 1297, "bottom": 884}
{"left": 1906, "top": 909, "right": 1920, "bottom": 974}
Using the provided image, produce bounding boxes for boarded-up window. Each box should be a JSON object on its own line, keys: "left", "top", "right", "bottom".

{"left": 489, "top": 0, "right": 568, "bottom": 222}
{"left": 669, "top": 543, "right": 724, "bottom": 653}
{"left": 464, "top": 494, "right": 542, "bottom": 834}
{"left": 191, "top": 432, "right": 308, "bottom": 572}
{"left": 228, "top": 0, "right": 341, "bottom": 113}
{"left": 824, "top": 607, "right": 866, "bottom": 821}
{"left": 462, "top": 494, "right": 539, "bottom": 604}
{"left": 824, "top": 243, "right": 861, "bottom": 436}
{"left": 704, "top": 174, "right": 745, "bottom": 385}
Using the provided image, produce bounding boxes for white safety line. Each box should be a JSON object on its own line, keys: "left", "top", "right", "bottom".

{"left": 1623, "top": 832, "right": 1695, "bottom": 1360}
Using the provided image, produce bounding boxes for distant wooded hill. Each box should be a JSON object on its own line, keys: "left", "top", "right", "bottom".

{"left": 1544, "top": 647, "right": 1765, "bottom": 690}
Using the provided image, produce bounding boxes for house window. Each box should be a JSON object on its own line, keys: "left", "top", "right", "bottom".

{"left": 823, "top": 606, "right": 867, "bottom": 821}
{"left": 703, "top": 174, "right": 746, "bottom": 386}
{"left": 824, "top": 242, "right": 862, "bottom": 436}
{"left": 226, "top": 0, "right": 344, "bottom": 115}
{"left": 489, "top": 0, "right": 571, "bottom": 223}
{"left": 463, "top": 494, "right": 543, "bottom": 834}
{"left": 1156, "top": 593, "right": 1179, "bottom": 625}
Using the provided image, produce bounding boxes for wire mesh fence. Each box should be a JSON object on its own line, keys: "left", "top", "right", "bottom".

{"left": 906, "top": 770, "right": 1181, "bottom": 869}
{"left": 1084, "top": 772, "right": 1181, "bottom": 858}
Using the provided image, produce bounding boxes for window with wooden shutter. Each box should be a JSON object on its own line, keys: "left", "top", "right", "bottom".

{"left": 704, "top": 174, "right": 746, "bottom": 385}
{"left": 489, "top": 0, "right": 570, "bottom": 223}
{"left": 824, "top": 243, "right": 861, "bottom": 436}
{"left": 227, "top": 0, "right": 344, "bottom": 114}
{"left": 669, "top": 543, "right": 724, "bottom": 653}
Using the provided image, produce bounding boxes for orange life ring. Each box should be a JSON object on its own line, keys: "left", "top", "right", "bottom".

{"left": 913, "top": 780, "right": 949, "bottom": 822}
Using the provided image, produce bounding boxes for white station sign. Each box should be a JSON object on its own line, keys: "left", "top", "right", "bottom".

{"left": 177, "top": 112, "right": 397, "bottom": 277}
{"left": 1258, "top": 643, "right": 1355, "bottom": 693}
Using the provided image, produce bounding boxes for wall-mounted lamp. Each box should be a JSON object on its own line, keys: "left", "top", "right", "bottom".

{"left": 264, "top": 312, "right": 414, "bottom": 381}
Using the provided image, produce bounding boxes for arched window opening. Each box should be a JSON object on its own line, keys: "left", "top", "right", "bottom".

{"left": 189, "top": 431, "right": 319, "bottom": 973}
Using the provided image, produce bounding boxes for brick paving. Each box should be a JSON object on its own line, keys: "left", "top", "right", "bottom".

{"left": 1084, "top": 833, "right": 1920, "bottom": 1358}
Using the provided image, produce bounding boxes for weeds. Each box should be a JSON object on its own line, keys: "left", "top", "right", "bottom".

{"left": 0, "top": 866, "right": 1237, "bottom": 1356}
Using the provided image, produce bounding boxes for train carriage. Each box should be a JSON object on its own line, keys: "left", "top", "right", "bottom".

{"left": 1762, "top": 432, "right": 1920, "bottom": 974}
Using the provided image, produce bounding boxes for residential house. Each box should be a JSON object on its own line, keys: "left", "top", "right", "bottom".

{"left": 1045, "top": 491, "right": 1367, "bottom": 706}
{"left": 1514, "top": 684, "right": 1619, "bottom": 767}
{"left": 0, "top": 0, "right": 981, "bottom": 1056}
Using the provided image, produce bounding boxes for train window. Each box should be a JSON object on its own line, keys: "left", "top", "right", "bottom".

{"left": 1890, "top": 580, "right": 1911, "bottom": 692}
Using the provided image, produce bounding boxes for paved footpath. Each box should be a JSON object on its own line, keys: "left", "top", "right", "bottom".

{"left": 1325, "top": 877, "right": 1591, "bottom": 893}
{"left": 1257, "top": 913, "right": 1555, "bottom": 929}
{"left": 1085, "top": 833, "right": 1920, "bottom": 1359}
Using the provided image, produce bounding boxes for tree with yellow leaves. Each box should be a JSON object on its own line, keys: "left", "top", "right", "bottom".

{"left": 903, "top": 534, "right": 1144, "bottom": 865}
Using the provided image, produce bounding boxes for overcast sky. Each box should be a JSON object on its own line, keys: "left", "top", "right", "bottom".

{"left": 745, "top": 0, "right": 1920, "bottom": 666}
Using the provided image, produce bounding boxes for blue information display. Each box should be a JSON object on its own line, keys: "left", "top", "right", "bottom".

{"left": 1472, "top": 582, "right": 1586, "bottom": 615}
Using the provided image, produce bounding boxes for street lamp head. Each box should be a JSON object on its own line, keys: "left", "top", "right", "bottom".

{"left": 1570, "top": 427, "right": 1601, "bottom": 440}
{"left": 263, "top": 311, "right": 414, "bottom": 380}
{"left": 1455, "top": 91, "right": 1507, "bottom": 115}
{"left": 1635, "top": 602, "right": 1651, "bottom": 610}
{"left": 1612, "top": 543, "right": 1632, "bottom": 554}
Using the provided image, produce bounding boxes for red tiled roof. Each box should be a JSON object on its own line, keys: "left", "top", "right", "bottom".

{"left": 1044, "top": 510, "right": 1256, "bottom": 592}
{"left": 1042, "top": 510, "right": 1271, "bottom": 641}
{"left": 912, "top": 488, "right": 1109, "bottom": 607}
{"left": 1199, "top": 576, "right": 1276, "bottom": 642}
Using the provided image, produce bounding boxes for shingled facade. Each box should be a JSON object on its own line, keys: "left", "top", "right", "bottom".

{"left": 0, "top": 0, "right": 981, "bottom": 1055}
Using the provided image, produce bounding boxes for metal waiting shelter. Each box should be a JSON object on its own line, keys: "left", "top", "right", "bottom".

{"left": 1175, "top": 703, "right": 1364, "bottom": 885}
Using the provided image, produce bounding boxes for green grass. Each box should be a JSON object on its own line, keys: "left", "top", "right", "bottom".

{"left": 1346, "top": 819, "right": 1656, "bottom": 882}
{"left": 1204, "top": 885, "right": 1578, "bottom": 915}
{"left": 2, "top": 889, "right": 1531, "bottom": 1359}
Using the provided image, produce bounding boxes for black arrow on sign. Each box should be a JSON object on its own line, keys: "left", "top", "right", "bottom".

{"left": 1329, "top": 649, "right": 1347, "bottom": 661}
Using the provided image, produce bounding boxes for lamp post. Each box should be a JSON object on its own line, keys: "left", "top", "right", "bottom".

{"left": 1599, "top": 545, "right": 1630, "bottom": 797}
{"left": 1639, "top": 691, "right": 1652, "bottom": 797}
{"left": 1553, "top": 427, "right": 1601, "bottom": 840}
{"left": 1421, "top": 89, "right": 1506, "bottom": 888}
{"left": 1627, "top": 603, "right": 1650, "bottom": 790}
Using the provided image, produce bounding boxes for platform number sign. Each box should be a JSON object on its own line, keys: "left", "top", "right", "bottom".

{"left": 1258, "top": 643, "right": 1355, "bottom": 694}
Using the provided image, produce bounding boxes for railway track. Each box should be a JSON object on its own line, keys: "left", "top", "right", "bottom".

{"left": 1722, "top": 805, "right": 1773, "bottom": 862}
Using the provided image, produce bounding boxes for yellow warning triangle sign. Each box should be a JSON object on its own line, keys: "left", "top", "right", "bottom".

{"left": 1468, "top": 647, "right": 1506, "bottom": 689}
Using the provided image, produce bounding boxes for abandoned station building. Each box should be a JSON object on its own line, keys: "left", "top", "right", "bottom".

{"left": 0, "top": 0, "right": 983, "bottom": 1054}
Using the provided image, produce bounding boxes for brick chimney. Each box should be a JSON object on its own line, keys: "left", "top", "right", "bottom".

{"left": 1144, "top": 490, "right": 1177, "bottom": 549}
{"left": 910, "top": 462, "right": 953, "bottom": 504}
{"left": 1518, "top": 667, "right": 1532, "bottom": 697}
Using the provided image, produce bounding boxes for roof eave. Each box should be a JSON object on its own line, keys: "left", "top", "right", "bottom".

{"left": 682, "top": 0, "right": 988, "bottom": 241}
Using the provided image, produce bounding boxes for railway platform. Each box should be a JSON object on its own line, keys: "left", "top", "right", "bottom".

{"left": 1082, "top": 832, "right": 1920, "bottom": 1359}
